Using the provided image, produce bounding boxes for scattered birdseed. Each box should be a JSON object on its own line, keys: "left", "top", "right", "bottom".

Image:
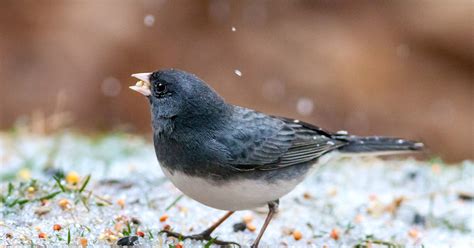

{"left": 293, "top": 230, "right": 302, "bottom": 241}
{"left": 303, "top": 192, "right": 312, "bottom": 199}
{"left": 413, "top": 213, "right": 426, "bottom": 226}
{"left": 231, "top": 26, "right": 236, "bottom": 32}
{"left": 34, "top": 206, "right": 51, "bottom": 216}
{"left": 330, "top": 228, "right": 340, "bottom": 240}
{"left": 53, "top": 224, "right": 62, "bottom": 231}
{"left": 66, "top": 171, "right": 80, "bottom": 185}
{"left": 159, "top": 214, "right": 168, "bottom": 222}
{"left": 234, "top": 69, "right": 242, "bottom": 77}
{"left": 79, "top": 237, "right": 88, "bottom": 247}
{"left": 58, "top": 199, "right": 71, "bottom": 210}
{"left": 408, "top": 229, "right": 419, "bottom": 239}
{"left": 163, "top": 224, "right": 171, "bottom": 231}
{"left": 233, "top": 222, "right": 247, "bottom": 232}
{"left": 246, "top": 223, "right": 257, "bottom": 232}
{"left": 117, "top": 198, "right": 125, "bottom": 209}
{"left": 27, "top": 186, "right": 35, "bottom": 193}
{"left": 243, "top": 214, "right": 253, "bottom": 223}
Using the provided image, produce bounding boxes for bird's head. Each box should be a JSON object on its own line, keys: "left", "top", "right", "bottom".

{"left": 130, "top": 69, "right": 229, "bottom": 130}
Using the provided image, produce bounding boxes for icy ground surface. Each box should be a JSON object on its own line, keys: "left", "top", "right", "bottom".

{"left": 0, "top": 132, "right": 473, "bottom": 247}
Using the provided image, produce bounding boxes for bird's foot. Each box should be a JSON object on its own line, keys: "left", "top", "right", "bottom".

{"left": 160, "top": 230, "right": 241, "bottom": 247}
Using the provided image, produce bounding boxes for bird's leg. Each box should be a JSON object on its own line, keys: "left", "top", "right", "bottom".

{"left": 251, "top": 200, "right": 279, "bottom": 248}
{"left": 194, "top": 211, "right": 235, "bottom": 238}
{"left": 160, "top": 211, "right": 240, "bottom": 246}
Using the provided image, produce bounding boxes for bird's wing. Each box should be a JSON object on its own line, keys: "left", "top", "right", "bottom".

{"left": 218, "top": 107, "right": 345, "bottom": 171}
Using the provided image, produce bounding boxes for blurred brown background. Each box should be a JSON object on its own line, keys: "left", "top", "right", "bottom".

{"left": 0, "top": 0, "right": 472, "bottom": 162}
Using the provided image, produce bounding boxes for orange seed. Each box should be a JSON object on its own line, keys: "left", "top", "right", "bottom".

{"left": 246, "top": 223, "right": 257, "bottom": 232}
{"left": 53, "top": 224, "right": 62, "bottom": 231}
{"left": 159, "top": 214, "right": 168, "bottom": 222}
{"left": 330, "top": 228, "right": 340, "bottom": 240}
{"left": 293, "top": 230, "right": 302, "bottom": 240}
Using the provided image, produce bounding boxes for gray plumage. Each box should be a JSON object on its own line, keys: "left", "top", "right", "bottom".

{"left": 147, "top": 69, "right": 422, "bottom": 182}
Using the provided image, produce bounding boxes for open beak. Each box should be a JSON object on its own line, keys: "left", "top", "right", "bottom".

{"left": 130, "top": 72, "right": 152, "bottom": 96}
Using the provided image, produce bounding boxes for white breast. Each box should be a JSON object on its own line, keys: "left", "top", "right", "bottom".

{"left": 161, "top": 167, "right": 304, "bottom": 211}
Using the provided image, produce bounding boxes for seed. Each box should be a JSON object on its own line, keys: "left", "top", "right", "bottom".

{"left": 282, "top": 227, "right": 293, "bottom": 235}
{"left": 79, "top": 238, "right": 88, "bottom": 247}
{"left": 354, "top": 214, "right": 364, "bottom": 223}
{"left": 327, "top": 188, "right": 337, "bottom": 197}
{"left": 159, "top": 214, "right": 168, "bottom": 222}
{"left": 53, "top": 224, "right": 62, "bottom": 231}
{"left": 178, "top": 206, "right": 188, "bottom": 213}
{"left": 27, "top": 186, "right": 35, "bottom": 193}
{"left": 246, "top": 223, "right": 257, "bottom": 232}
{"left": 136, "top": 81, "right": 144, "bottom": 87}
{"left": 408, "top": 229, "right": 419, "bottom": 239}
{"left": 35, "top": 206, "right": 52, "bottom": 216}
{"left": 6, "top": 233, "right": 13, "bottom": 239}
{"left": 303, "top": 192, "right": 312, "bottom": 199}
{"left": 233, "top": 222, "right": 247, "bottom": 232}
{"left": 58, "top": 199, "right": 71, "bottom": 210}
{"left": 114, "top": 222, "right": 123, "bottom": 232}
{"left": 163, "top": 224, "right": 171, "bottom": 231}
{"left": 117, "top": 199, "right": 125, "bottom": 209}
{"left": 136, "top": 231, "right": 145, "bottom": 237}
{"left": 108, "top": 234, "right": 118, "bottom": 243}
{"left": 413, "top": 213, "right": 426, "bottom": 226}
{"left": 330, "top": 228, "right": 339, "bottom": 240}
{"left": 38, "top": 232, "right": 47, "bottom": 239}
{"left": 131, "top": 217, "right": 142, "bottom": 225}
{"left": 243, "top": 214, "right": 253, "bottom": 223}
{"left": 66, "top": 171, "right": 80, "bottom": 185}
{"left": 293, "top": 230, "right": 303, "bottom": 240}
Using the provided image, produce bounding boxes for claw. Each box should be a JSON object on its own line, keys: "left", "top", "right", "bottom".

{"left": 160, "top": 230, "right": 241, "bottom": 247}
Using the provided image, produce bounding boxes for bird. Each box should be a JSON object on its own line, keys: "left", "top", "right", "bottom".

{"left": 129, "top": 69, "right": 423, "bottom": 247}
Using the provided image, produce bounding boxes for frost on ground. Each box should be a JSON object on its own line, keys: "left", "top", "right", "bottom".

{"left": 0, "top": 132, "right": 472, "bottom": 247}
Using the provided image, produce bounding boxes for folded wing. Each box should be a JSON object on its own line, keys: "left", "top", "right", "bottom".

{"left": 219, "top": 107, "right": 345, "bottom": 171}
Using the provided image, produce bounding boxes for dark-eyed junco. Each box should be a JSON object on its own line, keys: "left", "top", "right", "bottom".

{"left": 130, "top": 69, "right": 423, "bottom": 247}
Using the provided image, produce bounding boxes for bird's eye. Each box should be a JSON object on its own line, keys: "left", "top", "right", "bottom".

{"left": 154, "top": 83, "right": 167, "bottom": 95}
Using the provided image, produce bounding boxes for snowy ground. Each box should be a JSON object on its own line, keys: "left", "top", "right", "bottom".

{"left": 0, "top": 132, "right": 473, "bottom": 247}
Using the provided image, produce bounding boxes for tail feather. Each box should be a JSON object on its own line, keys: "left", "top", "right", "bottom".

{"left": 336, "top": 136, "right": 424, "bottom": 153}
